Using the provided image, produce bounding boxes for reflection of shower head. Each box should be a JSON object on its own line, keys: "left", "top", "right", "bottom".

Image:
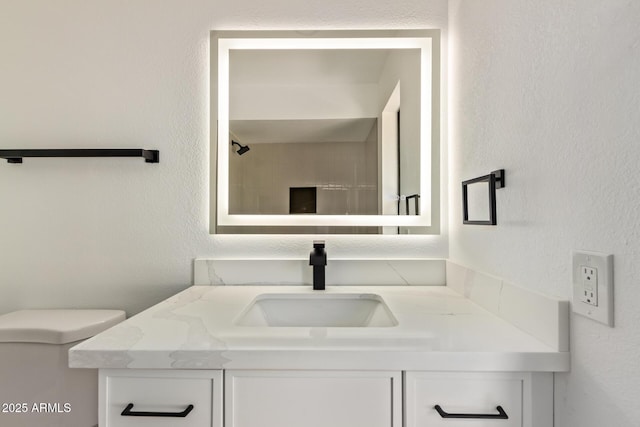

{"left": 231, "top": 140, "right": 250, "bottom": 155}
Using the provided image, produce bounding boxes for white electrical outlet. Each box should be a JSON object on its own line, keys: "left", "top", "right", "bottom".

{"left": 572, "top": 251, "right": 614, "bottom": 326}
{"left": 579, "top": 265, "right": 598, "bottom": 306}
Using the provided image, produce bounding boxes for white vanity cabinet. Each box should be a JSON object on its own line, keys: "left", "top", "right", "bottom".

{"left": 404, "top": 372, "right": 553, "bottom": 427}
{"left": 99, "top": 369, "right": 553, "bottom": 427}
{"left": 225, "top": 370, "right": 402, "bottom": 427}
{"left": 99, "top": 369, "right": 223, "bottom": 427}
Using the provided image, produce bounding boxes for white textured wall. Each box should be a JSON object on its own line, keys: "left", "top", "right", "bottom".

{"left": 448, "top": 1, "right": 640, "bottom": 425}
{"left": 0, "top": 0, "right": 448, "bottom": 316}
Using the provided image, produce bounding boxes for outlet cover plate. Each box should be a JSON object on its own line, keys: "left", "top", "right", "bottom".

{"left": 572, "top": 251, "right": 614, "bottom": 326}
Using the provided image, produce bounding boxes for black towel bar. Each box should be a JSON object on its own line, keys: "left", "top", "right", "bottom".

{"left": 0, "top": 149, "right": 159, "bottom": 164}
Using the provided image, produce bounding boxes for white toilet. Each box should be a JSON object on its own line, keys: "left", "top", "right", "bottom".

{"left": 0, "top": 309, "right": 125, "bottom": 427}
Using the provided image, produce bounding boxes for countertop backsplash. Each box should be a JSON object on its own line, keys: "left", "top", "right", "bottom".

{"left": 194, "top": 258, "right": 446, "bottom": 287}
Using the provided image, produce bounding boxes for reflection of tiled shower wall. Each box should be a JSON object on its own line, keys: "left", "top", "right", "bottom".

{"left": 229, "top": 134, "right": 378, "bottom": 216}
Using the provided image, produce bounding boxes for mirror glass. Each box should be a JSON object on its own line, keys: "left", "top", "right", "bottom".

{"left": 211, "top": 31, "right": 440, "bottom": 234}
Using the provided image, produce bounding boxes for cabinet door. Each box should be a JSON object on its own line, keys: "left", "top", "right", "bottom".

{"left": 100, "top": 369, "right": 222, "bottom": 427}
{"left": 405, "top": 372, "right": 524, "bottom": 427}
{"left": 225, "top": 370, "right": 401, "bottom": 427}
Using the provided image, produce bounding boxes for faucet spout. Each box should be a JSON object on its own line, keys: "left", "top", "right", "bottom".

{"left": 309, "top": 240, "right": 327, "bottom": 291}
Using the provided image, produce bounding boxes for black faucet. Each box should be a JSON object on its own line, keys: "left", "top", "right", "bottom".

{"left": 309, "top": 241, "right": 327, "bottom": 291}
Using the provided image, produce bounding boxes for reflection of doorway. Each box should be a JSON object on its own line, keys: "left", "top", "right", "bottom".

{"left": 396, "top": 109, "right": 401, "bottom": 233}
{"left": 381, "top": 82, "right": 401, "bottom": 234}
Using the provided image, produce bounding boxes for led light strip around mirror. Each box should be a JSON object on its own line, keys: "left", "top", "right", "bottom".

{"left": 215, "top": 32, "right": 436, "bottom": 228}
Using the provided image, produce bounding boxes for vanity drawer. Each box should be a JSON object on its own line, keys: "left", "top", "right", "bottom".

{"left": 225, "top": 370, "right": 402, "bottom": 427}
{"left": 100, "top": 369, "right": 223, "bottom": 427}
{"left": 405, "top": 372, "right": 523, "bottom": 427}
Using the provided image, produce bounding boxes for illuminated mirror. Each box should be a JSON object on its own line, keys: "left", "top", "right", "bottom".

{"left": 210, "top": 30, "right": 440, "bottom": 234}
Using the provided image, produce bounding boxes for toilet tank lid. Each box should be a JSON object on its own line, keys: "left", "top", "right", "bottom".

{"left": 0, "top": 309, "right": 126, "bottom": 344}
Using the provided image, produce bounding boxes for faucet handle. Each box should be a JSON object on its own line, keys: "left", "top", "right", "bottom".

{"left": 313, "top": 240, "right": 325, "bottom": 249}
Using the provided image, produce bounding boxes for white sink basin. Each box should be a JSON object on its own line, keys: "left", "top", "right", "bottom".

{"left": 235, "top": 293, "right": 398, "bottom": 327}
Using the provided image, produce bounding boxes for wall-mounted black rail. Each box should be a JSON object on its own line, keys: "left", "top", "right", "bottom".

{"left": 0, "top": 149, "right": 159, "bottom": 164}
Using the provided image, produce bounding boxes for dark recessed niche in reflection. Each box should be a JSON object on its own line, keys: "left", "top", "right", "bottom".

{"left": 462, "top": 169, "right": 505, "bottom": 225}
{"left": 290, "top": 187, "right": 317, "bottom": 214}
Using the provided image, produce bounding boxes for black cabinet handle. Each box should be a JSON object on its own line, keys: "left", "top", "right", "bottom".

{"left": 121, "top": 403, "right": 194, "bottom": 417}
{"left": 434, "top": 404, "right": 508, "bottom": 419}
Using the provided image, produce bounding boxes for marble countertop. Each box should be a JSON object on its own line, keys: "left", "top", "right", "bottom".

{"left": 69, "top": 285, "right": 569, "bottom": 372}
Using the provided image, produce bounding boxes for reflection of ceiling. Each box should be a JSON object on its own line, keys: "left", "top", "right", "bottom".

{"left": 230, "top": 50, "right": 392, "bottom": 85}
{"left": 230, "top": 118, "right": 377, "bottom": 144}
{"left": 229, "top": 50, "right": 387, "bottom": 144}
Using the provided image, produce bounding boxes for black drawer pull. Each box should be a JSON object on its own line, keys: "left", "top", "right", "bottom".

{"left": 121, "top": 403, "right": 194, "bottom": 417}
{"left": 434, "top": 404, "right": 508, "bottom": 419}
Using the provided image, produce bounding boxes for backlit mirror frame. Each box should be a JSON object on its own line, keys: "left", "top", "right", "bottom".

{"left": 210, "top": 30, "right": 441, "bottom": 233}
